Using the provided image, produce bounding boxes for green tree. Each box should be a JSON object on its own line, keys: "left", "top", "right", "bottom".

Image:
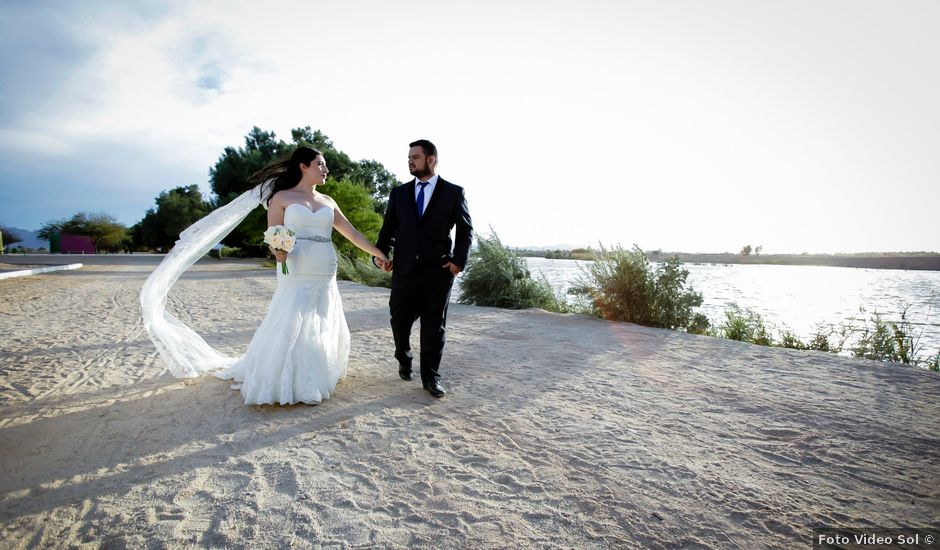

{"left": 317, "top": 178, "right": 383, "bottom": 259}
{"left": 740, "top": 244, "right": 752, "bottom": 256}
{"left": 39, "top": 212, "right": 128, "bottom": 253}
{"left": 207, "top": 127, "right": 288, "bottom": 254}
{"left": 347, "top": 159, "right": 397, "bottom": 213}
{"left": 210, "top": 127, "right": 287, "bottom": 201}
{"left": 290, "top": 127, "right": 397, "bottom": 211}
{"left": 209, "top": 126, "right": 395, "bottom": 256}
{"left": 137, "top": 185, "right": 211, "bottom": 251}
{"left": 37, "top": 219, "right": 66, "bottom": 241}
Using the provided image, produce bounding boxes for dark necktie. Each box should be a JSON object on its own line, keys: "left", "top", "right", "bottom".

{"left": 416, "top": 181, "right": 429, "bottom": 219}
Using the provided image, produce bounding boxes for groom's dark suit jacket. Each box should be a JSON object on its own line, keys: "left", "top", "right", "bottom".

{"left": 376, "top": 178, "right": 473, "bottom": 275}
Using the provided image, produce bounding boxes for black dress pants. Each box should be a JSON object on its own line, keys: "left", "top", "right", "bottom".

{"left": 389, "top": 265, "right": 454, "bottom": 385}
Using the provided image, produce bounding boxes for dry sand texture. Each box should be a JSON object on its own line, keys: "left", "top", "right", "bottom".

{"left": 1, "top": 256, "right": 938, "bottom": 548}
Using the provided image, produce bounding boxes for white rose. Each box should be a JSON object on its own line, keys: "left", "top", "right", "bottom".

{"left": 281, "top": 235, "right": 296, "bottom": 252}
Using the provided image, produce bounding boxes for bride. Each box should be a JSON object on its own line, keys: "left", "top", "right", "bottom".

{"left": 140, "top": 146, "right": 389, "bottom": 405}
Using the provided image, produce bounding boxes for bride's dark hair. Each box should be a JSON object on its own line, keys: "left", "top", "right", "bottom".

{"left": 252, "top": 146, "right": 323, "bottom": 207}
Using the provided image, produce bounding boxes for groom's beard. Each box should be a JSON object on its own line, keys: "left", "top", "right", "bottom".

{"left": 410, "top": 166, "right": 431, "bottom": 179}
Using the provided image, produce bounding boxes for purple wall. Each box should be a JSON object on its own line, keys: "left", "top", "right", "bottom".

{"left": 60, "top": 233, "right": 96, "bottom": 254}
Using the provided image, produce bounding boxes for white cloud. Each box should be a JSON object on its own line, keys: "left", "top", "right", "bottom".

{"left": 1, "top": 0, "right": 938, "bottom": 251}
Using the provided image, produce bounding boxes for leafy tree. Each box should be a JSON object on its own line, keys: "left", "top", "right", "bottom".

{"left": 755, "top": 245, "right": 763, "bottom": 256}
{"left": 71, "top": 213, "right": 128, "bottom": 253}
{"left": 740, "top": 244, "right": 753, "bottom": 256}
{"left": 210, "top": 127, "right": 288, "bottom": 201}
{"left": 0, "top": 226, "right": 22, "bottom": 249}
{"left": 347, "top": 159, "right": 397, "bottom": 213}
{"left": 209, "top": 126, "right": 396, "bottom": 256}
{"left": 37, "top": 219, "right": 66, "bottom": 240}
{"left": 39, "top": 212, "right": 128, "bottom": 253}
{"left": 290, "top": 127, "right": 396, "bottom": 211}
{"left": 137, "top": 185, "right": 211, "bottom": 251}
{"left": 291, "top": 127, "right": 357, "bottom": 181}
{"left": 208, "top": 127, "right": 288, "bottom": 254}
{"left": 317, "top": 178, "right": 383, "bottom": 259}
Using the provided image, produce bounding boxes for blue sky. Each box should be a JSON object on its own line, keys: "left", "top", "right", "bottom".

{"left": 1, "top": 0, "right": 938, "bottom": 253}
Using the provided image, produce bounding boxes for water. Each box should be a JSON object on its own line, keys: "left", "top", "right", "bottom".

{"left": 516, "top": 257, "right": 940, "bottom": 356}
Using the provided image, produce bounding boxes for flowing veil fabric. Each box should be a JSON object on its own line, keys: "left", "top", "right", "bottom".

{"left": 140, "top": 184, "right": 265, "bottom": 378}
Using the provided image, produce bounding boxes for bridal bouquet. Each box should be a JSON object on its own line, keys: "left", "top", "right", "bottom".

{"left": 263, "top": 225, "right": 297, "bottom": 274}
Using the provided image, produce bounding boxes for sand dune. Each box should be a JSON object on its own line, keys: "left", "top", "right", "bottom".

{"left": 1, "top": 257, "right": 938, "bottom": 548}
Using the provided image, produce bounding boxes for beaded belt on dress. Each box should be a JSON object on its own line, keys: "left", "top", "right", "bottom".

{"left": 297, "top": 235, "right": 332, "bottom": 242}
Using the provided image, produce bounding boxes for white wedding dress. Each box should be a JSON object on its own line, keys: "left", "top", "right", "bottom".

{"left": 214, "top": 203, "right": 351, "bottom": 405}
{"left": 140, "top": 185, "right": 351, "bottom": 405}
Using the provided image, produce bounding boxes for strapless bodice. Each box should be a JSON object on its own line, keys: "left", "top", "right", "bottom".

{"left": 280, "top": 203, "right": 337, "bottom": 278}
{"left": 284, "top": 203, "right": 334, "bottom": 239}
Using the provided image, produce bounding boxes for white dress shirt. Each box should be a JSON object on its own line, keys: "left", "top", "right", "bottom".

{"left": 414, "top": 174, "right": 439, "bottom": 214}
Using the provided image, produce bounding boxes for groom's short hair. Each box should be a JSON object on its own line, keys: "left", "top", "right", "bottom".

{"left": 409, "top": 139, "right": 437, "bottom": 158}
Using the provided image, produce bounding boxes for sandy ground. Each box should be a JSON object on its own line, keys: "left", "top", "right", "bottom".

{"left": 1, "top": 256, "right": 938, "bottom": 549}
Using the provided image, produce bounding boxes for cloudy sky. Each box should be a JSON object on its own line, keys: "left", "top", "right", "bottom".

{"left": 1, "top": 0, "right": 937, "bottom": 253}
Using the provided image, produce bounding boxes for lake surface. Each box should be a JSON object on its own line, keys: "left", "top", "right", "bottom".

{"left": 512, "top": 257, "right": 940, "bottom": 357}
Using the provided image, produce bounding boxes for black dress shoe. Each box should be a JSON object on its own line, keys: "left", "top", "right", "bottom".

{"left": 423, "top": 382, "right": 446, "bottom": 398}
{"left": 398, "top": 365, "right": 414, "bottom": 381}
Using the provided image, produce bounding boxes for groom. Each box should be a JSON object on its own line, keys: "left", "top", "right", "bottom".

{"left": 374, "top": 139, "right": 473, "bottom": 397}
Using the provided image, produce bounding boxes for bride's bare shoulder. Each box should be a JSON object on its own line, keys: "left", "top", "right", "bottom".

{"left": 317, "top": 193, "right": 338, "bottom": 208}
{"left": 269, "top": 189, "right": 294, "bottom": 209}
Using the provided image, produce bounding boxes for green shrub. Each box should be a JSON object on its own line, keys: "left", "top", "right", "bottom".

{"left": 319, "top": 179, "right": 383, "bottom": 261}
{"left": 806, "top": 330, "right": 832, "bottom": 352}
{"left": 928, "top": 352, "right": 939, "bottom": 372}
{"left": 688, "top": 313, "right": 712, "bottom": 335}
{"left": 778, "top": 329, "right": 807, "bottom": 350}
{"left": 209, "top": 245, "right": 242, "bottom": 259}
{"left": 850, "top": 308, "right": 931, "bottom": 366}
{"left": 573, "top": 245, "right": 703, "bottom": 330}
{"left": 852, "top": 313, "right": 898, "bottom": 362}
{"left": 720, "top": 305, "right": 773, "bottom": 346}
{"left": 457, "top": 232, "right": 566, "bottom": 311}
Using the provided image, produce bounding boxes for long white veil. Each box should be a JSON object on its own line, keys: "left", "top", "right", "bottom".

{"left": 140, "top": 184, "right": 265, "bottom": 378}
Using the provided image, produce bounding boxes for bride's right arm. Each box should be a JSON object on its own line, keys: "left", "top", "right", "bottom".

{"left": 267, "top": 195, "right": 288, "bottom": 263}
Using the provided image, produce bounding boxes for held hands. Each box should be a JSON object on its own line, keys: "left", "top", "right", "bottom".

{"left": 272, "top": 249, "right": 287, "bottom": 264}
{"left": 374, "top": 254, "right": 393, "bottom": 272}
{"left": 370, "top": 256, "right": 458, "bottom": 275}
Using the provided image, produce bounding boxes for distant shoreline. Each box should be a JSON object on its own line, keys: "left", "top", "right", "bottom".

{"left": 515, "top": 250, "right": 940, "bottom": 271}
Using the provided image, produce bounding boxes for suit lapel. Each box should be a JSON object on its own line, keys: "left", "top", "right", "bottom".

{"left": 403, "top": 180, "right": 419, "bottom": 222}
{"left": 421, "top": 178, "right": 446, "bottom": 223}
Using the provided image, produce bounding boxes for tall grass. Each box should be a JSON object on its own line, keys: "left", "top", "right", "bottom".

{"left": 714, "top": 304, "right": 939, "bottom": 370}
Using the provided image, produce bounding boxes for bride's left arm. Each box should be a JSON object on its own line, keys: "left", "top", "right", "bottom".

{"left": 327, "top": 197, "right": 389, "bottom": 262}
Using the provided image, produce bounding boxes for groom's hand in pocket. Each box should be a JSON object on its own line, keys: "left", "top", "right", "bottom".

{"left": 443, "top": 261, "right": 462, "bottom": 276}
